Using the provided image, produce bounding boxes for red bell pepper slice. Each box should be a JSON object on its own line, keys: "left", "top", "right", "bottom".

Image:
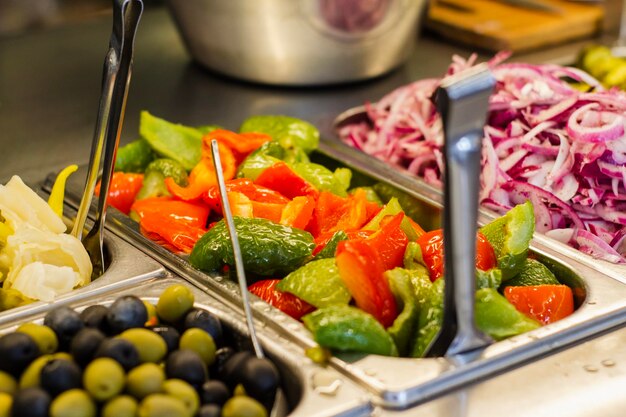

{"left": 364, "top": 213, "right": 409, "bottom": 271}
{"left": 280, "top": 196, "right": 316, "bottom": 230}
{"left": 255, "top": 162, "right": 318, "bottom": 200}
{"left": 203, "top": 129, "right": 271, "bottom": 164}
{"left": 139, "top": 211, "right": 207, "bottom": 254}
{"left": 307, "top": 189, "right": 370, "bottom": 238}
{"left": 416, "top": 229, "right": 497, "bottom": 282}
{"left": 312, "top": 229, "right": 374, "bottom": 256}
{"left": 95, "top": 172, "right": 144, "bottom": 215}
{"left": 248, "top": 279, "right": 316, "bottom": 321}
{"left": 130, "top": 197, "right": 210, "bottom": 228}
{"left": 166, "top": 141, "right": 237, "bottom": 201}
{"left": 203, "top": 178, "right": 289, "bottom": 213}
{"left": 335, "top": 239, "right": 398, "bottom": 328}
{"left": 503, "top": 285, "right": 574, "bottom": 325}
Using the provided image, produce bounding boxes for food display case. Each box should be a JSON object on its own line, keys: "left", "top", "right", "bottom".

{"left": 3, "top": 3, "right": 626, "bottom": 416}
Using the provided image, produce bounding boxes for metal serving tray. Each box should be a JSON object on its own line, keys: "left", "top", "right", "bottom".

{"left": 0, "top": 276, "right": 372, "bottom": 417}
{"left": 0, "top": 203, "right": 166, "bottom": 327}
{"left": 45, "top": 149, "right": 626, "bottom": 410}
{"left": 332, "top": 105, "right": 626, "bottom": 286}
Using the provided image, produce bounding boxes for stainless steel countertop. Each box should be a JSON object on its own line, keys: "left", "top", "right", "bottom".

{"left": 2, "top": 5, "right": 625, "bottom": 415}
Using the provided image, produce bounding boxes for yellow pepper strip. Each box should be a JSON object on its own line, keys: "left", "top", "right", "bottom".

{"left": 48, "top": 165, "right": 78, "bottom": 218}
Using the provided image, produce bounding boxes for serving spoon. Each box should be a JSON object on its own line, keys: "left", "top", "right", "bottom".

{"left": 71, "top": 0, "right": 143, "bottom": 278}
{"left": 209, "top": 140, "right": 288, "bottom": 416}
{"left": 424, "top": 63, "right": 496, "bottom": 357}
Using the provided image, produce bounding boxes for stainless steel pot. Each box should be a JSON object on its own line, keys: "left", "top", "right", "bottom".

{"left": 166, "top": 0, "right": 425, "bottom": 85}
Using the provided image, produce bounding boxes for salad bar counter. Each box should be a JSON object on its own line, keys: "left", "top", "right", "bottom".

{"left": 3, "top": 4, "right": 626, "bottom": 417}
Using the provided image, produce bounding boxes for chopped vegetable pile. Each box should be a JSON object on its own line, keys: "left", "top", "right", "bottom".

{"left": 0, "top": 174, "right": 92, "bottom": 307}
{"left": 337, "top": 52, "right": 626, "bottom": 264}
{"left": 106, "top": 111, "right": 576, "bottom": 358}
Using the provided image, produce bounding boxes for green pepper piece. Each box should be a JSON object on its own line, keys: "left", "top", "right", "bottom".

{"left": 139, "top": 111, "right": 203, "bottom": 171}
{"left": 361, "top": 198, "right": 420, "bottom": 241}
{"left": 410, "top": 277, "right": 443, "bottom": 358}
{"left": 505, "top": 258, "right": 559, "bottom": 287}
{"left": 114, "top": 139, "right": 155, "bottom": 173}
{"left": 291, "top": 163, "right": 351, "bottom": 196}
{"left": 302, "top": 305, "right": 398, "bottom": 357}
{"left": 403, "top": 242, "right": 423, "bottom": 270}
{"left": 480, "top": 201, "right": 534, "bottom": 281}
{"left": 372, "top": 182, "right": 441, "bottom": 231}
{"left": 475, "top": 288, "right": 541, "bottom": 341}
{"left": 196, "top": 124, "right": 223, "bottom": 134}
{"left": 277, "top": 258, "right": 351, "bottom": 308}
{"left": 236, "top": 142, "right": 285, "bottom": 180}
{"left": 315, "top": 231, "right": 348, "bottom": 259}
{"left": 386, "top": 268, "right": 419, "bottom": 357}
{"left": 239, "top": 115, "right": 320, "bottom": 154}
{"left": 135, "top": 158, "right": 189, "bottom": 201}
{"left": 476, "top": 268, "right": 502, "bottom": 289}
{"left": 189, "top": 217, "right": 315, "bottom": 276}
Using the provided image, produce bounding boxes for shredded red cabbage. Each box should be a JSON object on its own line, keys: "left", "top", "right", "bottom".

{"left": 338, "top": 53, "right": 626, "bottom": 263}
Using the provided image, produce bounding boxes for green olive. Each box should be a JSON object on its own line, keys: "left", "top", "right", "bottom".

{"left": 162, "top": 379, "right": 199, "bottom": 417}
{"left": 83, "top": 358, "right": 125, "bottom": 401}
{"left": 102, "top": 395, "right": 138, "bottom": 417}
{"left": 19, "top": 355, "right": 52, "bottom": 389}
{"left": 127, "top": 363, "right": 165, "bottom": 399}
{"left": 221, "top": 396, "right": 267, "bottom": 417}
{"left": 50, "top": 389, "right": 96, "bottom": 417}
{"left": 0, "top": 371, "right": 16, "bottom": 395}
{"left": 179, "top": 328, "right": 216, "bottom": 366}
{"left": 0, "top": 392, "right": 11, "bottom": 417}
{"left": 119, "top": 328, "right": 167, "bottom": 363}
{"left": 156, "top": 285, "right": 194, "bottom": 323}
{"left": 17, "top": 323, "right": 58, "bottom": 354}
{"left": 138, "top": 394, "right": 188, "bottom": 417}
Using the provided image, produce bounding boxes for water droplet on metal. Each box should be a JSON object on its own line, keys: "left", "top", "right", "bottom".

{"left": 602, "top": 359, "right": 616, "bottom": 367}
{"left": 584, "top": 365, "right": 598, "bottom": 373}
{"left": 214, "top": 276, "right": 223, "bottom": 282}
{"left": 587, "top": 301, "right": 597, "bottom": 305}
{"left": 312, "top": 370, "right": 342, "bottom": 396}
{"left": 364, "top": 369, "right": 377, "bottom": 376}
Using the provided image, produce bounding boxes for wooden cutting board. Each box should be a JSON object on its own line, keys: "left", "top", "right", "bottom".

{"left": 425, "top": 0, "right": 604, "bottom": 52}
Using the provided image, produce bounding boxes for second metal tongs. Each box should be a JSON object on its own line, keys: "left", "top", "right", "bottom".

{"left": 424, "top": 63, "right": 496, "bottom": 358}
{"left": 71, "top": 0, "right": 143, "bottom": 278}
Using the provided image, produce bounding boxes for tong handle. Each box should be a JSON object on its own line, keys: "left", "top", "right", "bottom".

{"left": 432, "top": 63, "right": 495, "bottom": 357}
{"left": 72, "top": 0, "right": 143, "bottom": 239}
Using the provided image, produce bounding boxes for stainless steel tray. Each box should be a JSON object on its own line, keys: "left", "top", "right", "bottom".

{"left": 0, "top": 204, "right": 166, "bottom": 327}
{"left": 331, "top": 105, "right": 626, "bottom": 286}
{"left": 45, "top": 151, "right": 626, "bottom": 409}
{"left": 0, "top": 276, "right": 372, "bottom": 417}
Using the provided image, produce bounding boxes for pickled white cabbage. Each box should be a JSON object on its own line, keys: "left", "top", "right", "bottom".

{"left": 0, "top": 176, "right": 92, "bottom": 303}
{"left": 0, "top": 176, "right": 66, "bottom": 233}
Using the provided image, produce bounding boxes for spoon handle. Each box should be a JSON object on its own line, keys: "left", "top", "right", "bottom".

{"left": 210, "top": 140, "right": 265, "bottom": 359}
{"left": 430, "top": 63, "right": 495, "bottom": 357}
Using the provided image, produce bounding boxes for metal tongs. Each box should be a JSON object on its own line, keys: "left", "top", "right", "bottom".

{"left": 209, "top": 140, "right": 288, "bottom": 417}
{"left": 424, "top": 63, "right": 496, "bottom": 358}
{"left": 72, "top": 0, "right": 143, "bottom": 278}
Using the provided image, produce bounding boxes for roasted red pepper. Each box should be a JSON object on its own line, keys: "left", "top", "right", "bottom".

{"left": 503, "top": 285, "right": 574, "bottom": 325}
{"left": 255, "top": 162, "right": 318, "bottom": 200}
{"left": 248, "top": 279, "right": 316, "bottom": 321}
{"left": 335, "top": 239, "right": 398, "bottom": 328}
{"left": 131, "top": 197, "right": 210, "bottom": 228}
{"left": 95, "top": 172, "right": 144, "bottom": 215}
{"left": 416, "top": 229, "right": 497, "bottom": 282}
{"left": 204, "top": 129, "right": 271, "bottom": 164}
